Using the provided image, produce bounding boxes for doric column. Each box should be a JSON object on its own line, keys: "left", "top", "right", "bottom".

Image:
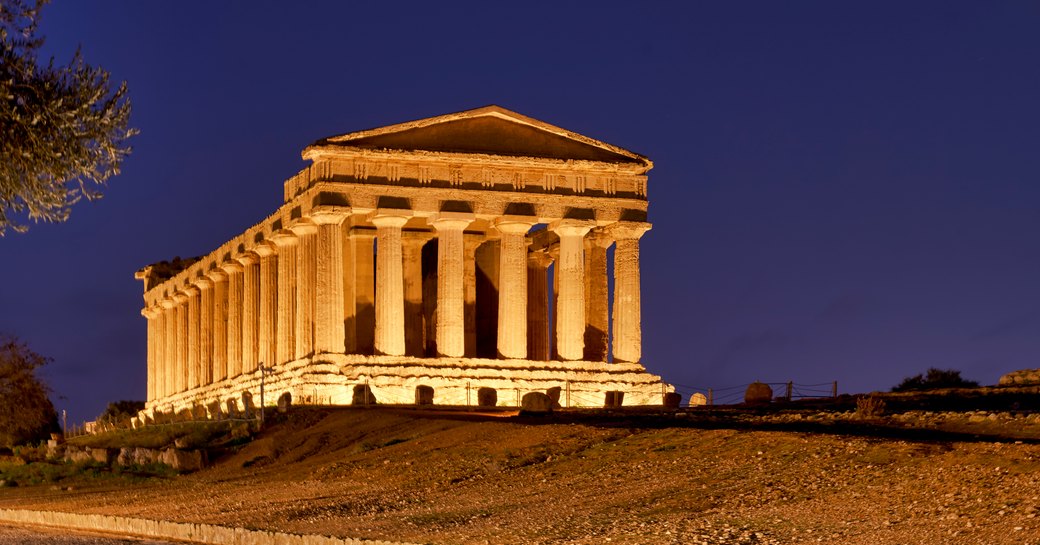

{"left": 429, "top": 213, "right": 474, "bottom": 357}
{"left": 402, "top": 232, "right": 431, "bottom": 357}
{"left": 251, "top": 247, "right": 276, "bottom": 370}
{"left": 174, "top": 291, "right": 189, "bottom": 393}
{"left": 221, "top": 260, "right": 244, "bottom": 378}
{"left": 584, "top": 231, "right": 612, "bottom": 362}
{"left": 463, "top": 235, "right": 482, "bottom": 357}
{"left": 162, "top": 299, "right": 177, "bottom": 397}
{"left": 142, "top": 307, "right": 159, "bottom": 402}
{"left": 496, "top": 217, "right": 535, "bottom": 359}
{"left": 292, "top": 221, "right": 318, "bottom": 360}
{"left": 185, "top": 285, "right": 201, "bottom": 389}
{"left": 526, "top": 252, "right": 553, "bottom": 361}
{"left": 197, "top": 277, "right": 214, "bottom": 386}
{"left": 271, "top": 230, "right": 298, "bottom": 365}
{"left": 370, "top": 210, "right": 412, "bottom": 356}
{"left": 312, "top": 209, "right": 348, "bottom": 355}
{"left": 238, "top": 253, "right": 260, "bottom": 373}
{"left": 348, "top": 229, "right": 375, "bottom": 354}
{"left": 550, "top": 220, "right": 594, "bottom": 361}
{"left": 610, "top": 221, "right": 651, "bottom": 363}
{"left": 208, "top": 269, "right": 228, "bottom": 382}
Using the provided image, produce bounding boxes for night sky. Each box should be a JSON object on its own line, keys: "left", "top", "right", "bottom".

{"left": 3, "top": 1, "right": 1039, "bottom": 422}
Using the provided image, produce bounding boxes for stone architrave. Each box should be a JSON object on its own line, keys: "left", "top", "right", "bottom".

{"left": 370, "top": 210, "right": 412, "bottom": 357}
{"left": 495, "top": 217, "right": 535, "bottom": 359}
{"left": 311, "top": 209, "right": 348, "bottom": 355}
{"left": 584, "top": 230, "right": 611, "bottom": 362}
{"left": 271, "top": 230, "right": 299, "bottom": 365}
{"left": 185, "top": 286, "right": 201, "bottom": 389}
{"left": 221, "top": 260, "right": 244, "bottom": 378}
{"left": 550, "top": 220, "right": 594, "bottom": 361}
{"left": 197, "top": 277, "right": 214, "bottom": 386}
{"left": 292, "top": 221, "right": 319, "bottom": 360}
{"left": 207, "top": 269, "right": 228, "bottom": 382}
{"left": 609, "top": 221, "right": 651, "bottom": 363}
{"left": 429, "top": 213, "right": 474, "bottom": 358}
{"left": 526, "top": 252, "right": 552, "bottom": 361}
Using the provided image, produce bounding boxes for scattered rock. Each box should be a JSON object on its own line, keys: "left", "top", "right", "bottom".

{"left": 521, "top": 392, "right": 553, "bottom": 414}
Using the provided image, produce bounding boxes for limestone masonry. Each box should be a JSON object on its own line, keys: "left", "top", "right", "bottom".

{"left": 135, "top": 106, "right": 672, "bottom": 418}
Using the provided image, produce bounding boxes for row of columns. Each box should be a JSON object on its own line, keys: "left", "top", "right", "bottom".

{"left": 142, "top": 213, "right": 648, "bottom": 403}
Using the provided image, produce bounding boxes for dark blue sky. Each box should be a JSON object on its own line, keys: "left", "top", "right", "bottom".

{"left": 3, "top": 1, "right": 1039, "bottom": 421}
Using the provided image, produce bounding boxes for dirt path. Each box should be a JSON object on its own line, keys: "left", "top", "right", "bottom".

{"left": 2, "top": 409, "right": 1040, "bottom": 544}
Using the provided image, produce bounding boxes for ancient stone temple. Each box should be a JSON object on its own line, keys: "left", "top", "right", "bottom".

{"left": 135, "top": 106, "right": 672, "bottom": 418}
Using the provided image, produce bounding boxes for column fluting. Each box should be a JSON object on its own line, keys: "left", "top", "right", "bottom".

{"left": 550, "top": 220, "right": 594, "bottom": 361}
{"left": 208, "top": 270, "right": 228, "bottom": 382}
{"left": 429, "top": 213, "right": 474, "bottom": 357}
{"left": 271, "top": 230, "right": 298, "bottom": 365}
{"left": 292, "top": 222, "right": 318, "bottom": 359}
{"left": 221, "top": 260, "right": 244, "bottom": 378}
{"left": 312, "top": 210, "right": 348, "bottom": 355}
{"left": 610, "top": 222, "right": 651, "bottom": 363}
{"left": 254, "top": 243, "right": 278, "bottom": 369}
{"left": 496, "top": 218, "right": 535, "bottom": 359}
{"left": 371, "top": 211, "right": 411, "bottom": 356}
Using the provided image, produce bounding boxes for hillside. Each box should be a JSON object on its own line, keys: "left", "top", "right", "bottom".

{"left": 2, "top": 407, "right": 1040, "bottom": 544}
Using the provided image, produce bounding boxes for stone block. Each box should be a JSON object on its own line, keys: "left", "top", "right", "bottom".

{"left": 546, "top": 386, "right": 563, "bottom": 409}
{"left": 277, "top": 392, "right": 292, "bottom": 413}
{"left": 662, "top": 392, "right": 682, "bottom": 409}
{"left": 521, "top": 392, "right": 553, "bottom": 414}
{"left": 89, "top": 448, "right": 115, "bottom": 465}
{"left": 745, "top": 382, "right": 773, "bottom": 405}
{"left": 689, "top": 392, "right": 707, "bottom": 407}
{"left": 159, "top": 449, "right": 205, "bottom": 472}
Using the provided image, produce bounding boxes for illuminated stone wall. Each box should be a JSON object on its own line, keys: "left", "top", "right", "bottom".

{"left": 135, "top": 106, "right": 672, "bottom": 416}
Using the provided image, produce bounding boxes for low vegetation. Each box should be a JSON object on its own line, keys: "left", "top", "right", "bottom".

{"left": 892, "top": 367, "right": 979, "bottom": 392}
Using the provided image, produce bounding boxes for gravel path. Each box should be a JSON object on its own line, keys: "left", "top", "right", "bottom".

{"left": 0, "top": 525, "right": 176, "bottom": 545}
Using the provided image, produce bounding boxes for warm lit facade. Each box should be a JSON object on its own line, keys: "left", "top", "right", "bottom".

{"left": 135, "top": 106, "right": 671, "bottom": 418}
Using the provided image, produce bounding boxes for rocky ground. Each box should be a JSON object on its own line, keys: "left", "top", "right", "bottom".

{"left": 2, "top": 407, "right": 1040, "bottom": 544}
{"left": 0, "top": 524, "right": 177, "bottom": 544}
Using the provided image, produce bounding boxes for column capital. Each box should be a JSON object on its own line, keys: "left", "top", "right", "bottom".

{"left": 586, "top": 228, "right": 615, "bottom": 248}
{"left": 141, "top": 306, "right": 161, "bottom": 319}
{"left": 494, "top": 215, "right": 536, "bottom": 235}
{"left": 369, "top": 209, "right": 412, "bottom": 228}
{"left": 289, "top": 219, "right": 319, "bottom": 236}
{"left": 221, "top": 259, "right": 245, "bottom": 274}
{"left": 549, "top": 219, "right": 595, "bottom": 238}
{"left": 527, "top": 251, "right": 553, "bottom": 268}
{"left": 206, "top": 268, "right": 228, "bottom": 282}
{"left": 182, "top": 285, "right": 200, "bottom": 296}
{"left": 428, "top": 211, "right": 475, "bottom": 231}
{"left": 270, "top": 229, "right": 299, "bottom": 247}
{"left": 173, "top": 291, "right": 190, "bottom": 303}
{"left": 195, "top": 277, "right": 213, "bottom": 290}
{"left": 606, "top": 221, "right": 652, "bottom": 240}
{"left": 309, "top": 206, "right": 352, "bottom": 225}
{"left": 251, "top": 242, "right": 277, "bottom": 258}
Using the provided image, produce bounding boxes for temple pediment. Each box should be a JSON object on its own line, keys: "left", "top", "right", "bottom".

{"left": 305, "top": 105, "right": 650, "bottom": 168}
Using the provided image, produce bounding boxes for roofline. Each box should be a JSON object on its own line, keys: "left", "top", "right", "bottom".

{"left": 301, "top": 105, "right": 652, "bottom": 169}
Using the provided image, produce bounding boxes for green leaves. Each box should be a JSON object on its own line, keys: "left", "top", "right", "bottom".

{"left": 0, "top": 0, "right": 137, "bottom": 235}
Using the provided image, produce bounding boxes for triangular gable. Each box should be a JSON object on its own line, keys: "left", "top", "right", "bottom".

{"left": 305, "top": 105, "right": 650, "bottom": 167}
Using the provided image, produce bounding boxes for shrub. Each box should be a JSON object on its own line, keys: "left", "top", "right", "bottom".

{"left": 856, "top": 395, "right": 886, "bottom": 418}
{"left": 892, "top": 368, "right": 979, "bottom": 392}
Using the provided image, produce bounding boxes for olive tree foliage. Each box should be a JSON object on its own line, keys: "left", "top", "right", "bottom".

{"left": 0, "top": 0, "right": 136, "bottom": 235}
{"left": 0, "top": 334, "right": 57, "bottom": 447}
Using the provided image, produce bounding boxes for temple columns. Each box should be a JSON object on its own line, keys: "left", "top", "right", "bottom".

{"left": 271, "top": 230, "right": 298, "bottom": 365}
{"left": 293, "top": 222, "right": 318, "bottom": 360}
{"left": 496, "top": 218, "right": 535, "bottom": 359}
{"left": 610, "top": 222, "right": 651, "bottom": 364}
{"left": 197, "top": 278, "right": 214, "bottom": 386}
{"left": 349, "top": 230, "right": 376, "bottom": 354}
{"left": 550, "top": 220, "right": 594, "bottom": 361}
{"left": 239, "top": 253, "right": 260, "bottom": 374}
{"left": 371, "top": 211, "right": 411, "bottom": 356}
{"left": 429, "top": 213, "right": 474, "bottom": 357}
{"left": 584, "top": 231, "right": 611, "bottom": 362}
{"left": 142, "top": 307, "right": 159, "bottom": 402}
{"left": 253, "top": 244, "right": 277, "bottom": 370}
{"left": 163, "top": 299, "right": 177, "bottom": 396}
{"left": 174, "top": 292, "right": 189, "bottom": 393}
{"left": 221, "top": 260, "right": 244, "bottom": 378}
{"left": 526, "top": 252, "right": 552, "bottom": 361}
{"left": 185, "top": 286, "right": 201, "bottom": 388}
{"left": 208, "top": 270, "right": 228, "bottom": 382}
{"left": 312, "top": 210, "right": 348, "bottom": 355}
{"left": 463, "top": 235, "right": 481, "bottom": 357}
{"left": 402, "top": 233, "right": 431, "bottom": 357}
